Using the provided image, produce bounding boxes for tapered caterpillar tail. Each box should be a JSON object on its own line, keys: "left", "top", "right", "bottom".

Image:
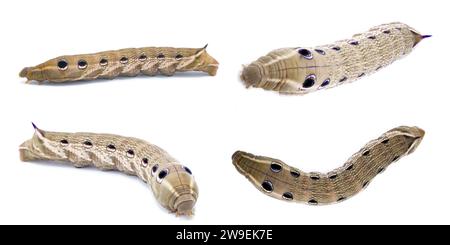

{"left": 241, "top": 22, "right": 429, "bottom": 95}
{"left": 19, "top": 123, "right": 199, "bottom": 216}
{"left": 20, "top": 45, "right": 219, "bottom": 83}
{"left": 232, "top": 126, "right": 424, "bottom": 205}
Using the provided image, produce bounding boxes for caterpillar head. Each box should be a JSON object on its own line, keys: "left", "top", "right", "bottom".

{"left": 178, "top": 44, "right": 219, "bottom": 76}
{"left": 241, "top": 64, "right": 264, "bottom": 88}
{"left": 151, "top": 164, "right": 199, "bottom": 216}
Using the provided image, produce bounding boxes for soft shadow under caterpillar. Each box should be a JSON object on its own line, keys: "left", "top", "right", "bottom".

{"left": 241, "top": 22, "right": 430, "bottom": 95}
{"left": 20, "top": 45, "right": 219, "bottom": 83}
{"left": 232, "top": 126, "right": 424, "bottom": 204}
{"left": 19, "top": 123, "right": 198, "bottom": 216}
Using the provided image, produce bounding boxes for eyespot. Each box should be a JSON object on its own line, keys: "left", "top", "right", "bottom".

{"left": 328, "top": 173, "right": 338, "bottom": 180}
{"left": 381, "top": 139, "right": 389, "bottom": 144}
{"left": 319, "top": 78, "right": 330, "bottom": 89}
{"left": 261, "top": 180, "right": 273, "bottom": 192}
{"left": 99, "top": 58, "right": 108, "bottom": 66}
{"left": 282, "top": 192, "right": 293, "bottom": 200}
{"left": 303, "top": 74, "right": 316, "bottom": 88}
{"left": 376, "top": 66, "right": 383, "bottom": 71}
{"left": 60, "top": 139, "right": 69, "bottom": 146}
{"left": 141, "top": 158, "right": 149, "bottom": 167}
{"left": 77, "top": 60, "right": 88, "bottom": 70}
{"left": 368, "top": 36, "right": 376, "bottom": 40}
{"left": 157, "top": 169, "right": 169, "bottom": 183}
{"left": 151, "top": 164, "right": 159, "bottom": 176}
{"left": 339, "top": 77, "right": 348, "bottom": 83}
{"left": 377, "top": 168, "right": 385, "bottom": 174}
{"left": 348, "top": 40, "right": 359, "bottom": 45}
{"left": 346, "top": 164, "right": 353, "bottom": 171}
{"left": 362, "top": 150, "right": 370, "bottom": 156}
{"left": 126, "top": 149, "right": 134, "bottom": 158}
{"left": 332, "top": 46, "right": 341, "bottom": 51}
{"left": 183, "top": 166, "right": 192, "bottom": 175}
{"left": 83, "top": 140, "right": 93, "bottom": 148}
{"left": 392, "top": 156, "right": 399, "bottom": 162}
{"left": 175, "top": 54, "right": 183, "bottom": 60}
{"left": 362, "top": 181, "right": 370, "bottom": 188}
{"left": 310, "top": 175, "right": 320, "bottom": 180}
{"left": 337, "top": 197, "right": 346, "bottom": 202}
{"left": 270, "top": 163, "right": 282, "bottom": 173}
{"left": 106, "top": 144, "right": 116, "bottom": 152}
{"left": 290, "top": 170, "right": 300, "bottom": 178}
{"left": 298, "top": 48, "right": 313, "bottom": 60}
{"left": 57, "top": 60, "right": 68, "bottom": 71}
{"left": 157, "top": 54, "right": 165, "bottom": 60}
{"left": 358, "top": 73, "right": 365, "bottom": 78}
{"left": 383, "top": 30, "right": 391, "bottom": 34}
{"left": 314, "top": 49, "right": 326, "bottom": 55}
{"left": 138, "top": 54, "right": 147, "bottom": 61}
{"left": 308, "top": 199, "right": 318, "bottom": 205}
{"left": 120, "top": 57, "right": 128, "bottom": 64}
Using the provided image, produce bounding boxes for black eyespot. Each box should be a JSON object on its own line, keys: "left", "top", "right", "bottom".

{"left": 157, "top": 54, "right": 165, "bottom": 60}
{"left": 83, "top": 140, "right": 93, "bottom": 148}
{"left": 328, "top": 173, "right": 338, "bottom": 180}
{"left": 57, "top": 60, "right": 68, "bottom": 71}
{"left": 77, "top": 60, "right": 88, "bottom": 70}
{"left": 349, "top": 40, "right": 359, "bottom": 45}
{"left": 126, "top": 149, "right": 134, "bottom": 158}
{"left": 319, "top": 78, "right": 330, "bottom": 88}
{"left": 346, "top": 164, "right": 353, "bottom": 171}
{"left": 332, "top": 46, "right": 341, "bottom": 51}
{"left": 261, "top": 180, "right": 273, "bottom": 192}
{"left": 363, "top": 150, "right": 370, "bottom": 156}
{"left": 290, "top": 170, "right": 300, "bottom": 178}
{"left": 381, "top": 139, "right": 389, "bottom": 144}
{"left": 99, "top": 58, "right": 108, "bottom": 66}
{"left": 157, "top": 169, "right": 169, "bottom": 183}
{"left": 138, "top": 54, "right": 147, "bottom": 61}
{"left": 308, "top": 199, "right": 318, "bottom": 205}
{"left": 337, "top": 197, "right": 346, "bottom": 202}
{"left": 383, "top": 30, "right": 391, "bottom": 34}
{"left": 358, "top": 73, "right": 365, "bottom": 78}
{"left": 339, "top": 77, "right": 348, "bottom": 83}
{"left": 151, "top": 164, "right": 159, "bottom": 176}
{"left": 120, "top": 56, "right": 128, "bottom": 64}
{"left": 298, "top": 48, "right": 313, "bottom": 59}
{"left": 270, "top": 163, "right": 282, "bottom": 173}
{"left": 282, "top": 192, "right": 293, "bottom": 200}
{"left": 362, "top": 181, "right": 369, "bottom": 188}
{"left": 106, "top": 144, "right": 116, "bottom": 152}
{"left": 368, "top": 36, "right": 376, "bottom": 40}
{"left": 314, "top": 49, "right": 326, "bottom": 55}
{"left": 60, "top": 139, "right": 69, "bottom": 146}
{"left": 183, "top": 166, "right": 192, "bottom": 175}
{"left": 310, "top": 175, "right": 320, "bottom": 180}
{"left": 303, "top": 74, "right": 316, "bottom": 88}
{"left": 141, "top": 158, "right": 149, "bottom": 167}
{"left": 377, "top": 168, "right": 385, "bottom": 174}
{"left": 392, "top": 156, "right": 399, "bottom": 162}
{"left": 175, "top": 54, "right": 183, "bottom": 60}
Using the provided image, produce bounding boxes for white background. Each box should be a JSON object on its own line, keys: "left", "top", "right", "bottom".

{"left": 0, "top": 0, "right": 448, "bottom": 225}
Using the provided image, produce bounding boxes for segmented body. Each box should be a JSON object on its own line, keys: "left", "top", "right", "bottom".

{"left": 241, "top": 22, "right": 429, "bottom": 94}
{"left": 232, "top": 126, "right": 424, "bottom": 204}
{"left": 19, "top": 124, "right": 198, "bottom": 216}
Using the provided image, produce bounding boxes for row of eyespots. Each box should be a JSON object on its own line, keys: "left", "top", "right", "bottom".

{"left": 329, "top": 28, "right": 393, "bottom": 52}
{"left": 56, "top": 53, "right": 185, "bottom": 71}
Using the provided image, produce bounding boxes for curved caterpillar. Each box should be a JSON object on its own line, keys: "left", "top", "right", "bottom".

{"left": 241, "top": 22, "right": 430, "bottom": 95}
{"left": 20, "top": 45, "right": 218, "bottom": 83}
{"left": 232, "top": 126, "right": 424, "bottom": 204}
{"left": 19, "top": 123, "right": 198, "bottom": 216}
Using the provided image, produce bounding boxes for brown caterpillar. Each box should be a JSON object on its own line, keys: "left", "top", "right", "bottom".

{"left": 241, "top": 22, "right": 430, "bottom": 94}
{"left": 20, "top": 45, "right": 218, "bottom": 83}
{"left": 19, "top": 123, "right": 198, "bottom": 216}
{"left": 232, "top": 126, "right": 424, "bottom": 204}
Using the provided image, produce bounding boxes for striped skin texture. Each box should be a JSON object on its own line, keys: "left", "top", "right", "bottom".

{"left": 19, "top": 124, "right": 198, "bottom": 216}
{"left": 20, "top": 45, "right": 219, "bottom": 83}
{"left": 241, "top": 22, "right": 430, "bottom": 95}
{"left": 232, "top": 126, "right": 424, "bottom": 205}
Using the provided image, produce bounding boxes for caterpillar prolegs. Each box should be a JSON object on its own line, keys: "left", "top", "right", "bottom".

{"left": 19, "top": 123, "right": 198, "bottom": 216}
{"left": 20, "top": 45, "right": 218, "bottom": 83}
{"left": 241, "top": 22, "right": 430, "bottom": 95}
{"left": 232, "top": 126, "right": 424, "bottom": 204}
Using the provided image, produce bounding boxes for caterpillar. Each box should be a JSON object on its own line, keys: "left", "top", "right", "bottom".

{"left": 232, "top": 126, "right": 424, "bottom": 204}
{"left": 19, "top": 123, "right": 198, "bottom": 216}
{"left": 20, "top": 45, "right": 218, "bottom": 83}
{"left": 240, "top": 22, "right": 430, "bottom": 95}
